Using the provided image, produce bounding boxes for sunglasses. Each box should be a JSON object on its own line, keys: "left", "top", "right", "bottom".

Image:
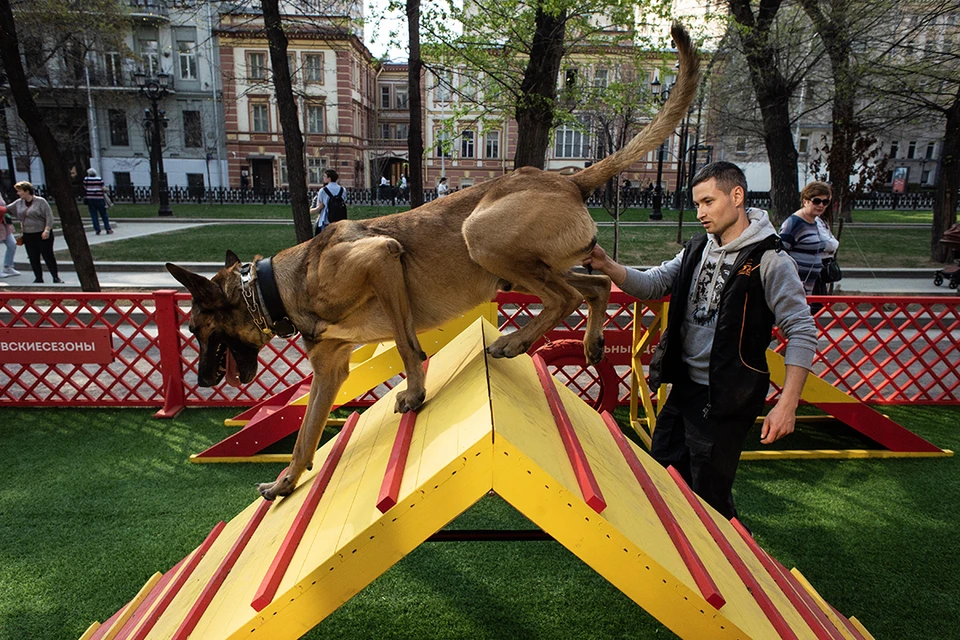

{"left": 810, "top": 197, "right": 831, "bottom": 206}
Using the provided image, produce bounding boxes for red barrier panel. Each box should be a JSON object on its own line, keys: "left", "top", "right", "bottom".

{"left": 2, "top": 291, "right": 958, "bottom": 409}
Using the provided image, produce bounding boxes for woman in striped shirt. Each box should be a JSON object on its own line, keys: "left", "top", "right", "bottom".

{"left": 779, "top": 181, "right": 839, "bottom": 295}
{"left": 83, "top": 168, "right": 113, "bottom": 235}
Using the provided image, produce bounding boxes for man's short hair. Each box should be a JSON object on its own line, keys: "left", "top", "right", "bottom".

{"left": 324, "top": 169, "right": 339, "bottom": 182}
{"left": 691, "top": 161, "right": 748, "bottom": 195}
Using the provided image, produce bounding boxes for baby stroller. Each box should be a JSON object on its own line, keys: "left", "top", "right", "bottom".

{"left": 934, "top": 223, "right": 960, "bottom": 289}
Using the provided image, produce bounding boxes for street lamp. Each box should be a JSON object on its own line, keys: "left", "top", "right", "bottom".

{"left": 650, "top": 77, "right": 673, "bottom": 221}
{"left": 134, "top": 70, "right": 173, "bottom": 217}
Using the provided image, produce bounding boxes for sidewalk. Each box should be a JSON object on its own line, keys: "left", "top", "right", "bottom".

{"left": 0, "top": 219, "right": 954, "bottom": 296}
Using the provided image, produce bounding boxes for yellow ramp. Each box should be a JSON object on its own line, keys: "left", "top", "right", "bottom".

{"left": 81, "top": 319, "right": 871, "bottom": 640}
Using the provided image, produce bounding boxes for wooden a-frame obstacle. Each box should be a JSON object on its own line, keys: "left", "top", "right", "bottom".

{"left": 81, "top": 319, "right": 876, "bottom": 640}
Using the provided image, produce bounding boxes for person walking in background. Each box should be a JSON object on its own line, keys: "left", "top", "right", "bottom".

{"left": 0, "top": 194, "right": 20, "bottom": 277}
{"left": 83, "top": 168, "right": 113, "bottom": 235}
{"left": 436, "top": 177, "right": 449, "bottom": 198}
{"left": 8, "top": 181, "right": 62, "bottom": 284}
{"left": 780, "top": 181, "right": 837, "bottom": 295}
{"left": 310, "top": 169, "right": 346, "bottom": 236}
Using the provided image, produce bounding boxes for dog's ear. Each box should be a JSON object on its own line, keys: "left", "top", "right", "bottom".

{"left": 224, "top": 250, "right": 241, "bottom": 268}
{"left": 166, "top": 263, "right": 224, "bottom": 308}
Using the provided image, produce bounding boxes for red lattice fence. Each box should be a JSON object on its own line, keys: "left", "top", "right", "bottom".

{"left": 2, "top": 291, "right": 958, "bottom": 412}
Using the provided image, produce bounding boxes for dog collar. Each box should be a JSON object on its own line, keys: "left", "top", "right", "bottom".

{"left": 239, "top": 260, "right": 299, "bottom": 339}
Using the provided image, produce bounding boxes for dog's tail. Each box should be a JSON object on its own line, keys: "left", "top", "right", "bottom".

{"left": 568, "top": 23, "right": 701, "bottom": 200}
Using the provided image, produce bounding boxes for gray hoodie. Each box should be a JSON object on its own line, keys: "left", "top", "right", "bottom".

{"left": 621, "top": 208, "right": 817, "bottom": 385}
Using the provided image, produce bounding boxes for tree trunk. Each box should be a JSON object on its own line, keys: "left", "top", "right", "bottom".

{"left": 0, "top": 98, "right": 17, "bottom": 199}
{"left": 513, "top": 3, "right": 566, "bottom": 169}
{"left": 406, "top": 0, "right": 424, "bottom": 208}
{"left": 932, "top": 94, "right": 960, "bottom": 262}
{"left": 0, "top": 0, "right": 99, "bottom": 290}
{"left": 262, "top": 0, "right": 312, "bottom": 243}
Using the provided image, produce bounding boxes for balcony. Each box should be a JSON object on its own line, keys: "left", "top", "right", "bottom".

{"left": 128, "top": 0, "right": 169, "bottom": 22}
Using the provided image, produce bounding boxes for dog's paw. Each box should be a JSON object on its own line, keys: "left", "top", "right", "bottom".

{"left": 395, "top": 388, "right": 426, "bottom": 414}
{"left": 486, "top": 336, "right": 529, "bottom": 359}
{"left": 257, "top": 475, "right": 296, "bottom": 501}
{"left": 585, "top": 336, "right": 605, "bottom": 366}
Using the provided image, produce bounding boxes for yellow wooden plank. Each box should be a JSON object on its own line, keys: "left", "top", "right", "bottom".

{"left": 849, "top": 617, "right": 876, "bottom": 640}
{"left": 741, "top": 449, "right": 953, "bottom": 460}
{"left": 767, "top": 350, "right": 859, "bottom": 405}
{"left": 99, "top": 572, "right": 162, "bottom": 640}
{"left": 78, "top": 622, "right": 100, "bottom": 640}
{"left": 190, "top": 453, "right": 295, "bottom": 464}
{"left": 790, "top": 568, "right": 858, "bottom": 640}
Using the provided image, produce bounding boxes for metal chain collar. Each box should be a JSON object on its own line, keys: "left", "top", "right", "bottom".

{"left": 239, "top": 262, "right": 274, "bottom": 336}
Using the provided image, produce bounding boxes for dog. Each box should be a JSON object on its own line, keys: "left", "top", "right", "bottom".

{"left": 167, "top": 24, "right": 699, "bottom": 501}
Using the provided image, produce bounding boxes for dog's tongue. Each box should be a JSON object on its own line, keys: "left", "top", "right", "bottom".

{"left": 225, "top": 350, "right": 242, "bottom": 388}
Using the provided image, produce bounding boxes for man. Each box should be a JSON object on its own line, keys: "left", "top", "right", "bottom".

{"left": 584, "top": 162, "right": 817, "bottom": 520}
{"left": 311, "top": 169, "right": 345, "bottom": 235}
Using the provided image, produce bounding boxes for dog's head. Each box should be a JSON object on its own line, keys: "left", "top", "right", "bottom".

{"left": 166, "top": 251, "right": 271, "bottom": 388}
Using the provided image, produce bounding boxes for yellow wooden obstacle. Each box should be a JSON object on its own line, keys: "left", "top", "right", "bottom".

{"left": 81, "top": 319, "right": 873, "bottom": 640}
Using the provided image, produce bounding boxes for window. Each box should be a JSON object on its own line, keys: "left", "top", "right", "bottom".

{"left": 178, "top": 41, "right": 197, "bottom": 80}
{"left": 141, "top": 39, "right": 160, "bottom": 76}
{"left": 485, "top": 131, "right": 500, "bottom": 159}
{"left": 460, "top": 178, "right": 474, "bottom": 189}
{"left": 381, "top": 85, "right": 391, "bottom": 109}
{"left": 735, "top": 137, "right": 747, "bottom": 153}
{"left": 380, "top": 123, "right": 391, "bottom": 139}
{"left": 798, "top": 135, "right": 809, "bottom": 154}
{"left": 307, "top": 157, "right": 327, "bottom": 184}
{"left": 396, "top": 123, "right": 408, "bottom": 140}
{"left": 279, "top": 157, "right": 288, "bottom": 185}
{"left": 926, "top": 142, "right": 936, "bottom": 160}
{"left": 435, "top": 70, "right": 453, "bottom": 102}
{"left": 554, "top": 119, "right": 591, "bottom": 158}
{"left": 921, "top": 170, "right": 930, "bottom": 185}
{"left": 564, "top": 68, "right": 578, "bottom": 87}
{"left": 108, "top": 109, "right": 129, "bottom": 146}
{"left": 248, "top": 52, "right": 267, "bottom": 80}
{"left": 305, "top": 104, "right": 324, "bottom": 134}
{"left": 304, "top": 54, "right": 323, "bottom": 83}
{"left": 907, "top": 141, "right": 917, "bottom": 159}
{"left": 395, "top": 86, "right": 408, "bottom": 109}
{"left": 287, "top": 54, "right": 296, "bottom": 81}
{"left": 461, "top": 130, "right": 475, "bottom": 158}
{"left": 890, "top": 141, "right": 899, "bottom": 159}
{"left": 436, "top": 131, "right": 451, "bottom": 158}
{"left": 183, "top": 110, "right": 202, "bottom": 147}
{"left": 105, "top": 52, "right": 123, "bottom": 86}
{"left": 593, "top": 68, "right": 608, "bottom": 89}
{"left": 461, "top": 75, "right": 476, "bottom": 101}
{"left": 251, "top": 103, "right": 269, "bottom": 132}
{"left": 484, "top": 75, "right": 500, "bottom": 101}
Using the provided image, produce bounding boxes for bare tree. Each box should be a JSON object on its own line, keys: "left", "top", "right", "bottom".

{"left": 406, "top": 0, "right": 425, "bottom": 207}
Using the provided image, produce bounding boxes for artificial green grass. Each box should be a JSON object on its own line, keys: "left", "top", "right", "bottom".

{"left": 1, "top": 405, "right": 958, "bottom": 639}
{"left": 59, "top": 222, "right": 945, "bottom": 268}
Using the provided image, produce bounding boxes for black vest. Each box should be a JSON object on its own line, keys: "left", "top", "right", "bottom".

{"left": 654, "top": 233, "right": 780, "bottom": 419}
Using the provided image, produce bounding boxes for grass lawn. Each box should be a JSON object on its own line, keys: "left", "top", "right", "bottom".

{"left": 0, "top": 404, "right": 957, "bottom": 639}
{"left": 99, "top": 201, "right": 934, "bottom": 225}
{"left": 61, "top": 221, "right": 945, "bottom": 268}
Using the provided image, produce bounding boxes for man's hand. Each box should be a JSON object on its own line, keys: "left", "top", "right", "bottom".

{"left": 582, "top": 245, "right": 626, "bottom": 285}
{"left": 760, "top": 401, "right": 796, "bottom": 444}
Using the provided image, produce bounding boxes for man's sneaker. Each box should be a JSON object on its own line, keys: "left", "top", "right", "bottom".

{"left": 0, "top": 270, "right": 10, "bottom": 278}
{"left": 52, "top": 277, "right": 65, "bottom": 284}
{"left": 4, "top": 266, "right": 21, "bottom": 276}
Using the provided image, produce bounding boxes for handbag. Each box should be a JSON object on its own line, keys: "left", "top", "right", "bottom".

{"left": 820, "top": 257, "right": 842, "bottom": 283}
{"left": 103, "top": 192, "right": 113, "bottom": 208}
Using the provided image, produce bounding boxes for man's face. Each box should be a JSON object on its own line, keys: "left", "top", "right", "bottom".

{"left": 692, "top": 178, "right": 745, "bottom": 242}
{"left": 322, "top": 174, "right": 330, "bottom": 184}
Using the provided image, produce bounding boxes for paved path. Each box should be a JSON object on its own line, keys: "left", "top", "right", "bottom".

{"left": 0, "top": 219, "right": 954, "bottom": 296}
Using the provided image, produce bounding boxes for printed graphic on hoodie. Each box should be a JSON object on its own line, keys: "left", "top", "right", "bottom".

{"left": 691, "top": 258, "right": 732, "bottom": 326}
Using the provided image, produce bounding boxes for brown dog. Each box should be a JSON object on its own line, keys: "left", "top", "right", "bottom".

{"left": 167, "top": 25, "right": 699, "bottom": 501}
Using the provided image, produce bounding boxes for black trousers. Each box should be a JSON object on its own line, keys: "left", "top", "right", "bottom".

{"left": 650, "top": 374, "right": 756, "bottom": 520}
{"left": 22, "top": 231, "right": 59, "bottom": 281}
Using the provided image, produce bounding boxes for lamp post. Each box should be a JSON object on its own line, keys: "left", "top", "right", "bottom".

{"left": 134, "top": 70, "right": 173, "bottom": 217}
{"left": 649, "top": 77, "right": 673, "bottom": 221}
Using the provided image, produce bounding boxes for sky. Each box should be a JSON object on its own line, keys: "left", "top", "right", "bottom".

{"left": 363, "top": 0, "right": 410, "bottom": 61}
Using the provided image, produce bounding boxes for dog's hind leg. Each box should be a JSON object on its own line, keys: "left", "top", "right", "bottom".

{"left": 563, "top": 271, "right": 612, "bottom": 365}
{"left": 258, "top": 339, "right": 354, "bottom": 501}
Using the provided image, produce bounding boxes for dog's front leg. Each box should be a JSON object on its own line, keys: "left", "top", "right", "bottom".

{"left": 258, "top": 339, "right": 354, "bottom": 501}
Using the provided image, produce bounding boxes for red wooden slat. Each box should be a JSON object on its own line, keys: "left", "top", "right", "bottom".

{"left": 730, "top": 518, "right": 846, "bottom": 640}
{"left": 127, "top": 521, "right": 226, "bottom": 640}
{"left": 88, "top": 608, "right": 124, "bottom": 640}
{"left": 666, "top": 466, "right": 800, "bottom": 629}
{"left": 830, "top": 603, "right": 869, "bottom": 640}
{"left": 376, "top": 408, "right": 418, "bottom": 513}
{"left": 251, "top": 411, "right": 361, "bottom": 612}
{"left": 533, "top": 355, "right": 606, "bottom": 513}
{"left": 171, "top": 470, "right": 286, "bottom": 640}
{"left": 112, "top": 556, "right": 189, "bottom": 640}
{"left": 601, "top": 412, "right": 724, "bottom": 609}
